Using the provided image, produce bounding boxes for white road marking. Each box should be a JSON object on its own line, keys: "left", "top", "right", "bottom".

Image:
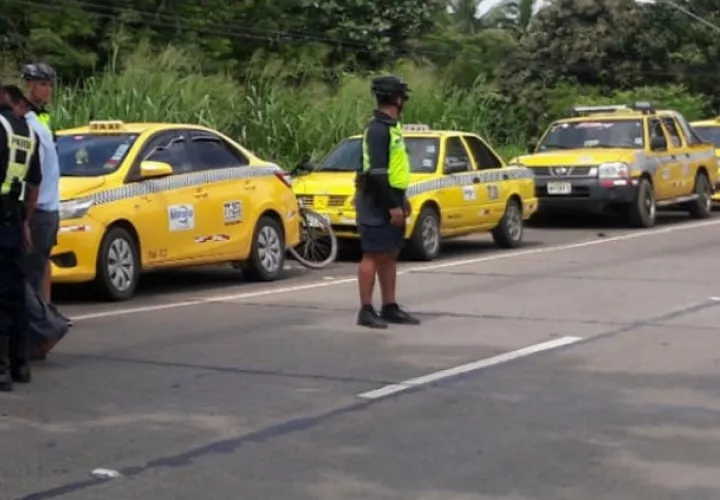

{"left": 69, "top": 218, "right": 720, "bottom": 321}
{"left": 357, "top": 336, "right": 584, "bottom": 400}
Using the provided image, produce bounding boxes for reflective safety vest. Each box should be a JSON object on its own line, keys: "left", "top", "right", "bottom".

{"left": 0, "top": 114, "right": 36, "bottom": 201}
{"left": 362, "top": 121, "right": 411, "bottom": 190}
{"left": 36, "top": 109, "right": 51, "bottom": 132}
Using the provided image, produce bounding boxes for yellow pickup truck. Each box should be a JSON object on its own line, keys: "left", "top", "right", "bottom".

{"left": 292, "top": 125, "right": 537, "bottom": 260}
{"left": 689, "top": 117, "right": 720, "bottom": 203}
{"left": 510, "top": 103, "right": 717, "bottom": 227}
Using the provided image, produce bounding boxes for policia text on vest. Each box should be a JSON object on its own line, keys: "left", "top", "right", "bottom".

{"left": 0, "top": 113, "right": 41, "bottom": 219}
{"left": 355, "top": 110, "right": 410, "bottom": 228}
{"left": 0, "top": 109, "right": 42, "bottom": 391}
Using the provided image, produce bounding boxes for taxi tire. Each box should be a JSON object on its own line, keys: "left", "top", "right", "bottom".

{"left": 688, "top": 172, "right": 712, "bottom": 219}
{"left": 408, "top": 206, "right": 441, "bottom": 261}
{"left": 95, "top": 227, "right": 140, "bottom": 301}
{"left": 628, "top": 178, "right": 656, "bottom": 228}
{"left": 491, "top": 198, "right": 523, "bottom": 249}
{"left": 244, "top": 215, "right": 285, "bottom": 281}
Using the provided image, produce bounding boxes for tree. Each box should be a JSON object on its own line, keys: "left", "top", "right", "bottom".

{"left": 496, "top": 0, "right": 680, "bottom": 132}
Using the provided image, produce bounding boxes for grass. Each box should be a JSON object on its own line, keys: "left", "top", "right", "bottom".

{"left": 53, "top": 44, "right": 707, "bottom": 167}
{"left": 52, "top": 45, "right": 528, "bottom": 166}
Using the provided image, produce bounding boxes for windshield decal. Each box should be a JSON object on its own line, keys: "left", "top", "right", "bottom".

{"left": 575, "top": 122, "right": 614, "bottom": 129}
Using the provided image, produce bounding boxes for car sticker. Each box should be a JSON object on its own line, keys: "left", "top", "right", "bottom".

{"left": 111, "top": 143, "right": 130, "bottom": 160}
{"left": 168, "top": 204, "right": 195, "bottom": 231}
{"left": 462, "top": 186, "right": 475, "bottom": 201}
{"left": 422, "top": 158, "right": 433, "bottom": 168}
{"left": 486, "top": 185, "right": 499, "bottom": 200}
{"left": 583, "top": 140, "right": 599, "bottom": 147}
{"left": 426, "top": 145, "right": 436, "bottom": 153}
{"left": 194, "top": 234, "right": 230, "bottom": 243}
{"left": 223, "top": 200, "right": 242, "bottom": 224}
{"left": 575, "top": 122, "right": 614, "bottom": 129}
{"left": 75, "top": 148, "right": 89, "bottom": 165}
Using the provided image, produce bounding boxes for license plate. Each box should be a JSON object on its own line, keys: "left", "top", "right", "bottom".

{"left": 547, "top": 182, "right": 571, "bottom": 195}
{"left": 307, "top": 213, "right": 331, "bottom": 228}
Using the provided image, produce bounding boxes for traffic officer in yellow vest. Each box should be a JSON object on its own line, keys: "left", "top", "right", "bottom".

{"left": 22, "top": 63, "right": 56, "bottom": 139}
{"left": 354, "top": 75, "right": 420, "bottom": 329}
{"left": 0, "top": 82, "right": 42, "bottom": 391}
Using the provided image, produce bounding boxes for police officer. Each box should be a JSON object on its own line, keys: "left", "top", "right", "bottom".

{"left": 22, "top": 63, "right": 71, "bottom": 330}
{"left": 354, "top": 75, "right": 420, "bottom": 329}
{"left": 0, "top": 82, "right": 42, "bottom": 391}
{"left": 22, "top": 63, "right": 56, "bottom": 137}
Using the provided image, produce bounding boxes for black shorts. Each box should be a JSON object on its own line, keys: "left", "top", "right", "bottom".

{"left": 25, "top": 209, "right": 59, "bottom": 292}
{"left": 358, "top": 223, "right": 405, "bottom": 253}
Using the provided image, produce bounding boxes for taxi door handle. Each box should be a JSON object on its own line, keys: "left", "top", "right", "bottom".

{"left": 194, "top": 189, "right": 208, "bottom": 199}
{"left": 472, "top": 177, "right": 480, "bottom": 184}
{"left": 502, "top": 173, "right": 509, "bottom": 180}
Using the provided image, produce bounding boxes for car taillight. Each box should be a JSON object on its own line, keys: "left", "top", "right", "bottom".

{"left": 275, "top": 171, "right": 293, "bottom": 188}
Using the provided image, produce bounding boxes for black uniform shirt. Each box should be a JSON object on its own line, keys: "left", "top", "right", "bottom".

{"left": 355, "top": 110, "right": 405, "bottom": 226}
{"left": 0, "top": 109, "right": 42, "bottom": 191}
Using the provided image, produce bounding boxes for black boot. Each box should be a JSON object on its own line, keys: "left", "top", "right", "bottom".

{"left": 357, "top": 305, "right": 388, "bottom": 329}
{"left": 11, "top": 360, "right": 31, "bottom": 383}
{"left": 10, "top": 331, "right": 31, "bottom": 383}
{"left": 381, "top": 303, "right": 421, "bottom": 325}
{"left": 0, "top": 337, "right": 13, "bottom": 392}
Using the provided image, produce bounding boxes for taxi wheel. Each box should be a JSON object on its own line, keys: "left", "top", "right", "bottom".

{"left": 688, "top": 172, "right": 712, "bottom": 219}
{"left": 95, "top": 226, "right": 140, "bottom": 301}
{"left": 628, "top": 178, "right": 656, "bottom": 228}
{"left": 492, "top": 198, "right": 523, "bottom": 248}
{"left": 408, "top": 206, "right": 441, "bottom": 261}
{"left": 244, "top": 215, "right": 285, "bottom": 281}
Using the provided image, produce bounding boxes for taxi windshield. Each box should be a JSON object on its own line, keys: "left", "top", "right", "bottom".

{"left": 57, "top": 134, "right": 138, "bottom": 177}
{"left": 538, "top": 120, "right": 644, "bottom": 151}
{"left": 692, "top": 126, "right": 720, "bottom": 148}
{"left": 317, "top": 137, "right": 440, "bottom": 173}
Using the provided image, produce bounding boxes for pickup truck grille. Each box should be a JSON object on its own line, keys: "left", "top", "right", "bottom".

{"left": 531, "top": 166, "right": 594, "bottom": 177}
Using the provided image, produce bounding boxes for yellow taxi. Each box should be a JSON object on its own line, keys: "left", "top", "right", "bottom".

{"left": 510, "top": 103, "right": 717, "bottom": 227}
{"left": 53, "top": 120, "right": 301, "bottom": 301}
{"left": 292, "top": 124, "right": 537, "bottom": 260}
{"left": 689, "top": 117, "right": 720, "bottom": 202}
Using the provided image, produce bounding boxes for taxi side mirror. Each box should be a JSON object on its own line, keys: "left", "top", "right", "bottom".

{"left": 140, "top": 161, "right": 173, "bottom": 178}
{"left": 527, "top": 141, "right": 537, "bottom": 153}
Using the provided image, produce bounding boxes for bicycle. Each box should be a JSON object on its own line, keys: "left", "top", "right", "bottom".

{"left": 286, "top": 159, "right": 339, "bottom": 269}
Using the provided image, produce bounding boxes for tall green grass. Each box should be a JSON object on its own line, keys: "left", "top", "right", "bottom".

{"left": 52, "top": 44, "right": 708, "bottom": 167}
{"left": 53, "top": 45, "right": 527, "bottom": 166}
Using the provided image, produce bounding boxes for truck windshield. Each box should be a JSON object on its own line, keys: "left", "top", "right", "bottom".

{"left": 692, "top": 126, "right": 720, "bottom": 148}
{"left": 317, "top": 137, "right": 440, "bottom": 173}
{"left": 538, "top": 120, "right": 644, "bottom": 151}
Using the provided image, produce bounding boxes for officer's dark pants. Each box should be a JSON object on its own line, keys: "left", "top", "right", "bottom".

{"left": 0, "top": 223, "right": 30, "bottom": 371}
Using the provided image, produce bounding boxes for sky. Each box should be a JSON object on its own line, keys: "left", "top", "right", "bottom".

{"left": 475, "top": 0, "right": 548, "bottom": 18}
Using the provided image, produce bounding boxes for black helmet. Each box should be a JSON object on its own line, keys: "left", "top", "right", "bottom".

{"left": 22, "top": 63, "right": 57, "bottom": 81}
{"left": 371, "top": 75, "right": 410, "bottom": 101}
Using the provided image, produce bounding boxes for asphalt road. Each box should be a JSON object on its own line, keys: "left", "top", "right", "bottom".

{"left": 4, "top": 211, "right": 720, "bottom": 499}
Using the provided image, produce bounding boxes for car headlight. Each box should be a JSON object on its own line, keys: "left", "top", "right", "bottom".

{"left": 59, "top": 198, "right": 94, "bottom": 220}
{"left": 597, "top": 162, "right": 629, "bottom": 179}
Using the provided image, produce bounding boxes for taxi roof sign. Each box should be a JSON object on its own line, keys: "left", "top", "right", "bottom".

{"left": 402, "top": 124, "right": 430, "bottom": 132}
{"left": 88, "top": 120, "right": 126, "bottom": 132}
{"left": 569, "top": 102, "right": 656, "bottom": 117}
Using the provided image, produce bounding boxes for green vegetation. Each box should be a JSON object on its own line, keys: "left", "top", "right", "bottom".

{"left": 1, "top": 0, "right": 717, "bottom": 165}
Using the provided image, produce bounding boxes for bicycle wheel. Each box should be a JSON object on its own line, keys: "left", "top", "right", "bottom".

{"left": 288, "top": 208, "right": 338, "bottom": 269}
